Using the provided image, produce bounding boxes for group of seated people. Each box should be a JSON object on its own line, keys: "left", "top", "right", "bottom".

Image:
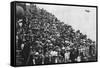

{"left": 16, "top": 4, "right": 96, "bottom": 65}
{"left": 19, "top": 40, "right": 96, "bottom": 65}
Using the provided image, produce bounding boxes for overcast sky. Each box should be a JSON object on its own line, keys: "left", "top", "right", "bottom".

{"left": 35, "top": 4, "right": 96, "bottom": 41}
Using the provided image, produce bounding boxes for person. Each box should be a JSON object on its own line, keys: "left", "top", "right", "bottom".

{"left": 24, "top": 46, "right": 34, "bottom": 65}
{"left": 60, "top": 46, "right": 65, "bottom": 63}
{"left": 37, "top": 50, "right": 44, "bottom": 65}
{"left": 88, "top": 45, "right": 96, "bottom": 61}
{"left": 64, "top": 50, "right": 70, "bottom": 63}
{"left": 31, "top": 50, "right": 36, "bottom": 65}
{"left": 70, "top": 48, "right": 79, "bottom": 62}
{"left": 44, "top": 52, "right": 50, "bottom": 64}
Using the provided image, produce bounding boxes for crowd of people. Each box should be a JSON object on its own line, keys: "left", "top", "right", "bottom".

{"left": 16, "top": 3, "right": 97, "bottom": 66}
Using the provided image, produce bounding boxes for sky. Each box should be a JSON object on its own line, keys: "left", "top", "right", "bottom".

{"left": 34, "top": 4, "right": 96, "bottom": 41}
